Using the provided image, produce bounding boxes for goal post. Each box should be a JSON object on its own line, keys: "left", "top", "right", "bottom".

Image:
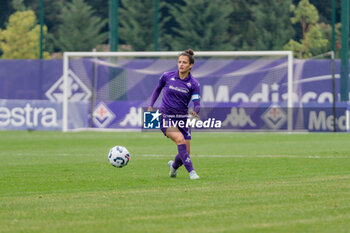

{"left": 62, "top": 51, "right": 294, "bottom": 132}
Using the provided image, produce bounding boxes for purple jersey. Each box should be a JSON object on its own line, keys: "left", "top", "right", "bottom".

{"left": 150, "top": 70, "right": 200, "bottom": 115}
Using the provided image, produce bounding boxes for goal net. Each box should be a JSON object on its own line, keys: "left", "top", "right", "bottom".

{"left": 62, "top": 51, "right": 294, "bottom": 132}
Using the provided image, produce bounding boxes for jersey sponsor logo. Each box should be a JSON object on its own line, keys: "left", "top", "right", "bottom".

{"left": 169, "top": 85, "right": 188, "bottom": 93}
{"left": 93, "top": 102, "right": 115, "bottom": 128}
{"left": 45, "top": 69, "right": 91, "bottom": 102}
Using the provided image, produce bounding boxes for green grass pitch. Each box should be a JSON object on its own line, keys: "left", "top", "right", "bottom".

{"left": 1, "top": 131, "right": 350, "bottom": 233}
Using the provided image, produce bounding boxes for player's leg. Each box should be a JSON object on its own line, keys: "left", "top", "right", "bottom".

{"left": 185, "top": 139, "right": 199, "bottom": 179}
{"left": 166, "top": 127, "right": 199, "bottom": 179}
{"left": 186, "top": 139, "right": 190, "bottom": 154}
{"left": 168, "top": 139, "right": 190, "bottom": 176}
{"left": 166, "top": 127, "right": 184, "bottom": 177}
{"left": 179, "top": 126, "right": 199, "bottom": 178}
{"left": 171, "top": 129, "right": 190, "bottom": 170}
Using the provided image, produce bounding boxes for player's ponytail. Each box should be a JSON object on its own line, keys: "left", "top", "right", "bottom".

{"left": 179, "top": 49, "right": 195, "bottom": 64}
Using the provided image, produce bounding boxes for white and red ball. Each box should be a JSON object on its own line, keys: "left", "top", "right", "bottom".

{"left": 108, "top": 146, "right": 130, "bottom": 168}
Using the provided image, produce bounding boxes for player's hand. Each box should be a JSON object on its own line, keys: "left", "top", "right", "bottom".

{"left": 147, "top": 106, "right": 153, "bottom": 112}
{"left": 189, "top": 110, "right": 200, "bottom": 119}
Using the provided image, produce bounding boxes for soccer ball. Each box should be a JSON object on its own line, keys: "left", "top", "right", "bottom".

{"left": 108, "top": 146, "right": 130, "bottom": 168}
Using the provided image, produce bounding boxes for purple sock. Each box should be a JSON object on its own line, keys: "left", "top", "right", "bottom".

{"left": 172, "top": 154, "right": 183, "bottom": 169}
{"left": 177, "top": 144, "right": 194, "bottom": 173}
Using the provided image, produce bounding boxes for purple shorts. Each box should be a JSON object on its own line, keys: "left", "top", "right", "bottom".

{"left": 160, "top": 115, "right": 191, "bottom": 140}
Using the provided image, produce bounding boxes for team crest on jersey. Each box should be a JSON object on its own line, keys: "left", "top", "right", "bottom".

{"left": 170, "top": 78, "right": 175, "bottom": 81}
{"left": 187, "top": 82, "right": 191, "bottom": 87}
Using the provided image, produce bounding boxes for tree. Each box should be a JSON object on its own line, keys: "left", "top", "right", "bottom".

{"left": 119, "top": 0, "right": 168, "bottom": 51}
{"left": 284, "top": 0, "right": 328, "bottom": 58}
{"left": 0, "top": 0, "right": 10, "bottom": 27}
{"left": 250, "top": 0, "right": 294, "bottom": 50}
{"left": 0, "top": 10, "right": 50, "bottom": 59}
{"left": 12, "top": 0, "right": 26, "bottom": 11}
{"left": 55, "top": 0, "right": 107, "bottom": 51}
{"left": 25, "top": 0, "right": 65, "bottom": 52}
{"left": 291, "top": 0, "right": 319, "bottom": 40}
{"left": 293, "top": 0, "right": 341, "bottom": 25}
{"left": 320, "top": 22, "right": 341, "bottom": 55}
{"left": 227, "top": 0, "right": 258, "bottom": 50}
{"left": 302, "top": 24, "right": 329, "bottom": 57}
{"left": 0, "top": 0, "right": 12, "bottom": 55}
{"left": 21, "top": 0, "right": 108, "bottom": 52}
{"left": 161, "top": 0, "right": 184, "bottom": 50}
{"left": 168, "top": 0, "right": 234, "bottom": 51}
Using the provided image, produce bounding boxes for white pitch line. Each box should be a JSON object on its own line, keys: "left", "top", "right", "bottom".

{"left": 138, "top": 154, "right": 350, "bottom": 159}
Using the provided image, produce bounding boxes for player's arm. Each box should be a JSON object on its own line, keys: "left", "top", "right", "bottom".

{"left": 189, "top": 82, "right": 200, "bottom": 118}
{"left": 148, "top": 74, "right": 166, "bottom": 111}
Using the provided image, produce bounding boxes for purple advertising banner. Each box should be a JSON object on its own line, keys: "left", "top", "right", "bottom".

{"left": 0, "top": 99, "right": 62, "bottom": 130}
{"left": 0, "top": 59, "right": 343, "bottom": 103}
{"left": 0, "top": 58, "right": 349, "bottom": 131}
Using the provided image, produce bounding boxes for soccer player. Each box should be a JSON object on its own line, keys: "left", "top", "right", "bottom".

{"left": 148, "top": 49, "right": 201, "bottom": 180}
